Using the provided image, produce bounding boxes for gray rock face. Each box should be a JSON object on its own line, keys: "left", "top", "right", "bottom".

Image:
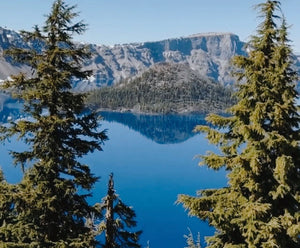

{"left": 77, "top": 32, "right": 247, "bottom": 91}
{"left": 0, "top": 27, "right": 32, "bottom": 79}
{"left": 0, "top": 27, "right": 246, "bottom": 90}
{"left": 0, "top": 27, "right": 298, "bottom": 92}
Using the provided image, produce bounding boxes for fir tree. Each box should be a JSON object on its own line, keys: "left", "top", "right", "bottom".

{"left": 0, "top": 0, "right": 107, "bottom": 246}
{"left": 0, "top": 169, "right": 16, "bottom": 244}
{"left": 178, "top": 1, "right": 300, "bottom": 247}
{"left": 98, "top": 173, "right": 142, "bottom": 248}
{"left": 184, "top": 228, "right": 201, "bottom": 248}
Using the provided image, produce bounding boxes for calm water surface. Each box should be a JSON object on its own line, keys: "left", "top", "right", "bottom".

{"left": 0, "top": 112, "right": 227, "bottom": 248}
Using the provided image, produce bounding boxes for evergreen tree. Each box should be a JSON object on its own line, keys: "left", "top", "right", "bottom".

{"left": 178, "top": 1, "right": 300, "bottom": 247}
{"left": 0, "top": 169, "right": 16, "bottom": 244}
{"left": 98, "top": 173, "right": 142, "bottom": 248}
{"left": 0, "top": 0, "right": 107, "bottom": 246}
{"left": 184, "top": 228, "right": 201, "bottom": 248}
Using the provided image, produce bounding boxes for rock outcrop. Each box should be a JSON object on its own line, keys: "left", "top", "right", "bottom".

{"left": 0, "top": 27, "right": 299, "bottom": 92}
{"left": 0, "top": 27, "right": 247, "bottom": 91}
{"left": 77, "top": 32, "right": 247, "bottom": 91}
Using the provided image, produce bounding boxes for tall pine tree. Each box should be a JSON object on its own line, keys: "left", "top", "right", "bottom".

{"left": 0, "top": 169, "right": 16, "bottom": 243}
{"left": 178, "top": 1, "right": 300, "bottom": 247}
{"left": 98, "top": 173, "right": 142, "bottom": 248}
{"left": 0, "top": 0, "right": 107, "bottom": 246}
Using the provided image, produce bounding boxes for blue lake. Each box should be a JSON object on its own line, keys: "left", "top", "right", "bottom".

{"left": 0, "top": 111, "right": 227, "bottom": 248}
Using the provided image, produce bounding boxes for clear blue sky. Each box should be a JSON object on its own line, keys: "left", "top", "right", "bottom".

{"left": 1, "top": 0, "right": 299, "bottom": 52}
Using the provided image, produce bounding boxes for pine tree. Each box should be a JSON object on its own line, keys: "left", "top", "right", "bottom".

{"left": 178, "top": 1, "right": 300, "bottom": 247}
{"left": 0, "top": 169, "right": 16, "bottom": 244}
{"left": 98, "top": 173, "right": 142, "bottom": 248}
{"left": 0, "top": 0, "right": 107, "bottom": 246}
{"left": 184, "top": 228, "right": 201, "bottom": 248}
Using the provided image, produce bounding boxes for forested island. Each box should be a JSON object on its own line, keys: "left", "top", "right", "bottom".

{"left": 86, "top": 63, "right": 234, "bottom": 114}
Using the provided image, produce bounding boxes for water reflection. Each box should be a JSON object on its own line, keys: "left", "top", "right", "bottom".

{"left": 0, "top": 108, "right": 226, "bottom": 248}
{"left": 0, "top": 95, "right": 23, "bottom": 123}
{"left": 100, "top": 111, "right": 207, "bottom": 144}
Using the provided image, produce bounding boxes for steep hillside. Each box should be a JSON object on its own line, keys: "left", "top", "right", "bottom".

{"left": 75, "top": 32, "right": 247, "bottom": 90}
{"left": 0, "top": 26, "right": 299, "bottom": 92}
{"left": 86, "top": 63, "right": 234, "bottom": 114}
{"left": 0, "top": 27, "right": 32, "bottom": 79}
{"left": 0, "top": 27, "right": 247, "bottom": 90}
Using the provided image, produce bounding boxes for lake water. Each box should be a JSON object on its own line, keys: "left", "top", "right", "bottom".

{"left": 0, "top": 111, "right": 227, "bottom": 248}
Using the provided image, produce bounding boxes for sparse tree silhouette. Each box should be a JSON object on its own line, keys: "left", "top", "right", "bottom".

{"left": 99, "top": 173, "right": 142, "bottom": 248}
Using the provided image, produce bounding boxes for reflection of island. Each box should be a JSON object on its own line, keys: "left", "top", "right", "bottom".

{"left": 0, "top": 94, "right": 23, "bottom": 123}
{"left": 100, "top": 111, "right": 207, "bottom": 144}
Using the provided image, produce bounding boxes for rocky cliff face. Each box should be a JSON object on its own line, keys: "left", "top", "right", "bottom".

{"left": 76, "top": 32, "right": 247, "bottom": 91}
{"left": 0, "top": 26, "right": 299, "bottom": 92}
{"left": 0, "top": 27, "right": 247, "bottom": 91}
{"left": 0, "top": 27, "right": 33, "bottom": 79}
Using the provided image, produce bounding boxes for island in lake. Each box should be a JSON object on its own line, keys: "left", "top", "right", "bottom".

{"left": 86, "top": 63, "right": 235, "bottom": 115}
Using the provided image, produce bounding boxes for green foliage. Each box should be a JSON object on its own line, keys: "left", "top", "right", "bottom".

{"left": 0, "top": 169, "right": 16, "bottom": 244}
{"left": 184, "top": 228, "right": 201, "bottom": 248}
{"left": 86, "top": 63, "right": 234, "bottom": 114}
{"left": 178, "top": 1, "right": 300, "bottom": 247}
{"left": 0, "top": 0, "right": 107, "bottom": 247}
{"left": 98, "top": 173, "right": 142, "bottom": 248}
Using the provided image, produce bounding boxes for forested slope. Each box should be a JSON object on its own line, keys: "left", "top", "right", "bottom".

{"left": 87, "top": 63, "right": 234, "bottom": 114}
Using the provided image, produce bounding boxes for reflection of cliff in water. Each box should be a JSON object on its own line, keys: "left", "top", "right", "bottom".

{"left": 0, "top": 96, "right": 23, "bottom": 123}
{"left": 100, "top": 111, "right": 207, "bottom": 144}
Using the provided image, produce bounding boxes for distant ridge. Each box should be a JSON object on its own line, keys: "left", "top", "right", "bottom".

{"left": 0, "top": 26, "right": 299, "bottom": 92}
{"left": 187, "top": 32, "right": 236, "bottom": 38}
{"left": 75, "top": 32, "right": 247, "bottom": 90}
